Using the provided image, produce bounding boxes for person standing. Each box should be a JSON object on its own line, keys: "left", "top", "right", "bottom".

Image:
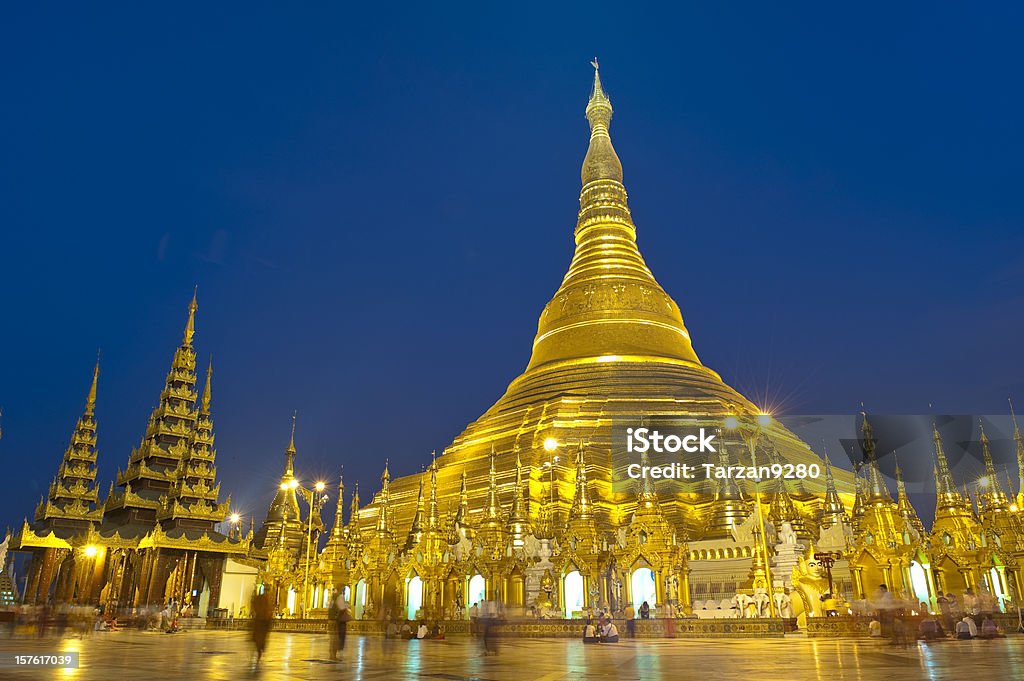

{"left": 250, "top": 590, "right": 273, "bottom": 669}
{"left": 334, "top": 591, "right": 352, "bottom": 659}
{"left": 469, "top": 602, "right": 479, "bottom": 637}
{"left": 639, "top": 601, "right": 650, "bottom": 619}
{"left": 624, "top": 604, "right": 636, "bottom": 637}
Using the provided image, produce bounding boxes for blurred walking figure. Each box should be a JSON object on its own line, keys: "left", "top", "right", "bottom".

{"left": 333, "top": 591, "right": 352, "bottom": 658}
{"left": 250, "top": 590, "right": 273, "bottom": 669}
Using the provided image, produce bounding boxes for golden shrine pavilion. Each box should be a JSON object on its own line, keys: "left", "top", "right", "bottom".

{"left": 10, "top": 292, "right": 249, "bottom": 612}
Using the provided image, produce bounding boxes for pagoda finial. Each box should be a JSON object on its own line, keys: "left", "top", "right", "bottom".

{"left": 582, "top": 58, "right": 620, "bottom": 185}
{"left": 85, "top": 351, "right": 100, "bottom": 416}
{"left": 979, "top": 420, "right": 1009, "bottom": 510}
{"left": 569, "top": 439, "right": 593, "bottom": 520}
{"left": 201, "top": 356, "right": 213, "bottom": 414}
{"left": 860, "top": 411, "right": 892, "bottom": 503}
{"left": 287, "top": 411, "right": 297, "bottom": 455}
{"left": 284, "top": 412, "right": 297, "bottom": 477}
{"left": 1011, "top": 398, "right": 1024, "bottom": 506}
{"left": 183, "top": 286, "right": 198, "bottom": 347}
{"left": 932, "top": 422, "right": 964, "bottom": 512}
{"left": 486, "top": 445, "right": 501, "bottom": 520}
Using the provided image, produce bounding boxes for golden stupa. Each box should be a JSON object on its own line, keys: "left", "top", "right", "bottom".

{"left": 331, "top": 63, "right": 856, "bottom": 621}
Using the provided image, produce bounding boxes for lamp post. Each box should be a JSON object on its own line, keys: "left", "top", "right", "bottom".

{"left": 296, "top": 480, "right": 327, "bottom": 619}
{"left": 725, "top": 413, "right": 777, "bottom": 617}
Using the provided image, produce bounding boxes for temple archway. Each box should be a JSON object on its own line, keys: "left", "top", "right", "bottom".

{"left": 563, "top": 570, "right": 584, "bottom": 619}
{"left": 631, "top": 567, "right": 657, "bottom": 614}
{"left": 406, "top": 576, "right": 423, "bottom": 621}
{"left": 468, "top": 574, "right": 486, "bottom": 609}
{"left": 909, "top": 561, "right": 930, "bottom": 609}
{"left": 354, "top": 579, "right": 367, "bottom": 619}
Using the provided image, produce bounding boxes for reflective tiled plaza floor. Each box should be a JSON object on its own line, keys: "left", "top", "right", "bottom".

{"left": 1, "top": 630, "right": 1023, "bottom": 681}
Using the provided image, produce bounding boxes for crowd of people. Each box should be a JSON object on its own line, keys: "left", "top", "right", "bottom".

{"left": 866, "top": 584, "right": 1013, "bottom": 644}
{"left": 0, "top": 600, "right": 193, "bottom": 638}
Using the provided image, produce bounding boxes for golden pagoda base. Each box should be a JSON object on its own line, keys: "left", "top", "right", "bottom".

{"left": 208, "top": 616, "right": 789, "bottom": 638}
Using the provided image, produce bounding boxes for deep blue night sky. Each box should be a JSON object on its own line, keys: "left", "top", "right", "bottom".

{"left": 2, "top": 3, "right": 1022, "bottom": 530}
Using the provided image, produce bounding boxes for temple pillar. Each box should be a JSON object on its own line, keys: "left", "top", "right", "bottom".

{"left": 852, "top": 568, "right": 865, "bottom": 600}
{"left": 680, "top": 567, "right": 692, "bottom": 615}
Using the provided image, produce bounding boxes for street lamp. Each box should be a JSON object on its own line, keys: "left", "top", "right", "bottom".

{"left": 725, "top": 412, "right": 777, "bottom": 617}
{"left": 297, "top": 480, "right": 328, "bottom": 619}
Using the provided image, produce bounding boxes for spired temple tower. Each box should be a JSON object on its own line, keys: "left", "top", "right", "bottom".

{"left": 12, "top": 293, "right": 248, "bottom": 611}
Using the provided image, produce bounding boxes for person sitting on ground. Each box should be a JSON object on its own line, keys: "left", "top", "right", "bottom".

{"left": 639, "top": 601, "right": 651, "bottom": 619}
{"left": 430, "top": 622, "right": 444, "bottom": 639}
{"left": 386, "top": 620, "right": 399, "bottom": 639}
{"left": 868, "top": 619, "right": 882, "bottom": 638}
{"left": 400, "top": 621, "right": 413, "bottom": 639}
{"left": 601, "top": 620, "right": 620, "bottom": 643}
{"left": 416, "top": 622, "right": 428, "bottom": 639}
{"left": 955, "top": 616, "right": 977, "bottom": 640}
{"left": 917, "top": 615, "right": 944, "bottom": 641}
{"left": 582, "top": 621, "right": 599, "bottom": 644}
{"left": 979, "top": 615, "right": 1001, "bottom": 639}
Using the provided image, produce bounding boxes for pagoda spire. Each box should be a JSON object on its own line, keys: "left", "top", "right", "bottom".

{"left": 820, "top": 453, "right": 847, "bottom": 527}
{"left": 525, "top": 62, "right": 701, "bottom": 371}
{"left": 454, "top": 469, "right": 473, "bottom": 538}
{"left": 376, "top": 461, "right": 391, "bottom": 534}
{"left": 159, "top": 355, "right": 229, "bottom": 531}
{"left": 569, "top": 440, "right": 593, "bottom": 521}
{"left": 485, "top": 445, "right": 501, "bottom": 521}
{"left": 860, "top": 412, "right": 892, "bottom": 503}
{"left": 35, "top": 359, "right": 104, "bottom": 528}
{"left": 979, "top": 422, "right": 1009, "bottom": 511}
{"left": 932, "top": 423, "right": 965, "bottom": 512}
{"left": 349, "top": 481, "right": 360, "bottom": 528}
{"left": 85, "top": 353, "right": 100, "bottom": 417}
{"left": 508, "top": 449, "right": 531, "bottom": 537}
{"left": 183, "top": 286, "right": 198, "bottom": 347}
{"left": 200, "top": 356, "right": 212, "bottom": 414}
{"left": 1011, "top": 398, "right": 1024, "bottom": 507}
{"left": 285, "top": 412, "right": 297, "bottom": 477}
{"left": 405, "top": 471, "right": 425, "bottom": 551}
{"left": 253, "top": 415, "right": 303, "bottom": 552}
{"left": 104, "top": 291, "right": 203, "bottom": 533}
{"left": 705, "top": 432, "right": 749, "bottom": 538}
{"left": 427, "top": 454, "right": 440, "bottom": 532}
{"left": 893, "top": 454, "right": 925, "bottom": 537}
{"left": 331, "top": 472, "right": 345, "bottom": 539}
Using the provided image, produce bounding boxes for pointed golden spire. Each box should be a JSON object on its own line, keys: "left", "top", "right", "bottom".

{"left": 979, "top": 421, "right": 1009, "bottom": 510}
{"left": 893, "top": 452, "right": 924, "bottom": 536}
{"left": 183, "top": 286, "right": 198, "bottom": 347}
{"left": 349, "top": 480, "right": 360, "bottom": 526}
{"left": 932, "top": 422, "right": 965, "bottom": 513}
{"left": 201, "top": 357, "right": 213, "bottom": 415}
{"left": 284, "top": 412, "right": 297, "bottom": 477}
{"left": 486, "top": 445, "right": 501, "bottom": 520}
{"left": 860, "top": 412, "right": 892, "bottom": 503}
{"left": 525, "top": 62, "right": 701, "bottom": 371}
{"left": 85, "top": 352, "right": 100, "bottom": 417}
{"left": 509, "top": 449, "right": 530, "bottom": 526}
{"left": 1012, "top": 398, "right": 1024, "bottom": 507}
{"left": 569, "top": 440, "right": 593, "bottom": 521}
{"left": 376, "top": 460, "right": 391, "bottom": 534}
{"left": 427, "top": 454, "right": 440, "bottom": 531}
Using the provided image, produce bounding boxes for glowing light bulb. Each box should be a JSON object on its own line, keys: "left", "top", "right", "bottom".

{"left": 84, "top": 545, "right": 97, "bottom": 558}
{"left": 230, "top": 513, "right": 240, "bottom": 524}
{"left": 543, "top": 437, "right": 558, "bottom": 452}
{"left": 315, "top": 481, "right": 325, "bottom": 492}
